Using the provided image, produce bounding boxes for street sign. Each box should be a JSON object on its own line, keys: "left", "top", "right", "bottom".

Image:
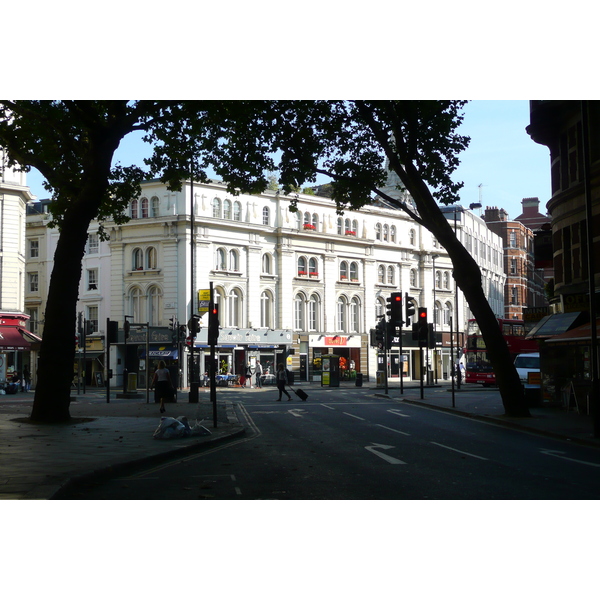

{"left": 198, "top": 289, "right": 210, "bottom": 313}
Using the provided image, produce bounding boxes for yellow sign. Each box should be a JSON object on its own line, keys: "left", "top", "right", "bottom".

{"left": 198, "top": 289, "right": 210, "bottom": 313}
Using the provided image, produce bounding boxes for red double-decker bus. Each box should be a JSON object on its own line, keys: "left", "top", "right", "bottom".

{"left": 464, "top": 318, "right": 538, "bottom": 386}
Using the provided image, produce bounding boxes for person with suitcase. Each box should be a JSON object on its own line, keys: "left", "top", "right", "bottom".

{"left": 275, "top": 363, "right": 292, "bottom": 401}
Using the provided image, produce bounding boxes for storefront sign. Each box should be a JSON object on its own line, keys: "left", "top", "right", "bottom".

{"left": 325, "top": 336, "right": 348, "bottom": 346}
{"left": 198, "top": 289, "right": 211, "bottom": 314}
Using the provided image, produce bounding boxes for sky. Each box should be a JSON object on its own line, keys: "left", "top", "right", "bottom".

{"left": 24, "top": 100, "right": 551, "bottom": 221}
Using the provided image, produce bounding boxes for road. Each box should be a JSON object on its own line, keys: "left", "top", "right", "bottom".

{"left": 65, "top": 387, "right": 600, "bottom": 499}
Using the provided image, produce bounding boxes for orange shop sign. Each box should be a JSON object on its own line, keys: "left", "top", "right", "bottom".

{"left": 324, "top": 336, "right": 348, "bottom": 346}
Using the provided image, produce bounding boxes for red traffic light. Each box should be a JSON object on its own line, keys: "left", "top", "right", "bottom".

{"left": 419, "top": 310, "right": 427, "bottom": 319}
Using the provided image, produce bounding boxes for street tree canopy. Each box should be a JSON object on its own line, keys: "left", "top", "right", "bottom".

{"left": 0, "top": 100, "right": 529, "bottom": 422}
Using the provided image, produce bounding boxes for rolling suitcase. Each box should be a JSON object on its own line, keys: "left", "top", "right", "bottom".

{"left": 293, "top": 387, "right": 308, "bottom": 401}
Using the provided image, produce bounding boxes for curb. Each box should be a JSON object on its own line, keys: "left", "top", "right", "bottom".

{"left": 49, "top": 425, "right": 246, "bottom": 500}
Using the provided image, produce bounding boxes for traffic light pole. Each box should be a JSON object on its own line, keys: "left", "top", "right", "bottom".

{"left": 209, "top": 282, "right": 217, "bottom": 427}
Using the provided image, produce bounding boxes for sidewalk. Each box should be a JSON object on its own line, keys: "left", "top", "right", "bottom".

{"left": 0, "top": 389, "right": 244, "bottom": 500}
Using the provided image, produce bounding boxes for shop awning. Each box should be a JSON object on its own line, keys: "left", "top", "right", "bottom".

{"left": 0, "top": 326, "right": 42, "bottom": 351}
{"left": 526, "top": 312, "right": 586, "bottom": 339}
{"left": 545, "top": 318, "right": 600, "bottom": 344}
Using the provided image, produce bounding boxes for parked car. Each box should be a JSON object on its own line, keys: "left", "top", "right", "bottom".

{"left": 514, "top": 352, "right": 541, "bottom": 405}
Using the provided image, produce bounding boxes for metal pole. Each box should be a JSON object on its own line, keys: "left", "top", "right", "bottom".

{"left": 210, "top": 281, "right": 217, "bottom": 427}
{"left": 450, "top": 315, "right": 456, "bottom": 408}
{"left": 581, "top": 101, "right": 600, "bottom": 436}
{"left": 106, "top": 317, "right": 110, "bottom": 403}
{"left": 189, "top": 164, "right": 199, "bottom": 402}
{"left": 454, "top": 207, "right": 461, "bottom": 389}
{"left": 419, "top": 339, "right": 424, "bottom": 399}
{"left": 146, "top": 322, "right": 150, "bottom": 404}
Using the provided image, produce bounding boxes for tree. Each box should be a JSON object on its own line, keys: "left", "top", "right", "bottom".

{"left": 0, "top": 101, "right": 277, "bottom": 422}
{"left": 194, "top": 101, "right": 529, "bottom": 416}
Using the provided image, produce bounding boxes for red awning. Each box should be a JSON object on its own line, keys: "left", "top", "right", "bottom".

{"left": 545, "top": 318, "right": 600, "bottom": 344}
{"left": 0, "top": 326, "right": 42, "bottom": 351}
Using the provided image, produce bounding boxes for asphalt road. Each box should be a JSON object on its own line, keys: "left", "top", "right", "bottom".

{"left": 65, "top": 387, "right": 600, "bottom": 500}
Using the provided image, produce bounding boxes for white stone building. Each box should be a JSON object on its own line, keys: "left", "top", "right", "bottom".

{"left": 0, "top": 150, "right": 38, "bottom": 384}
{"left": 26, "top": 179, "right": 505, "bottom": 390}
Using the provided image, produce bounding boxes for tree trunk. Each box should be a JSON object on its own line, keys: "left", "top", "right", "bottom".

{"left": 407, "top": 171, "right": 530, "bottom": 417}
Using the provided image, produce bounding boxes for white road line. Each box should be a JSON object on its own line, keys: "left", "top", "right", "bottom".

{"left": 375, "top": 424, "right": 410, "bottom": 436}
{"left": 343, "top": 412, "right": 365, "bottom": 420}
{"left": 321, "top": 404, "right": 336, "bottom": 410}
{"left": 387, "top": 409, "right": 411, "bottom": 418}
{"left": 235, "top": 487, "right": 242, "bottom": 495}
{"left": 540, "top": 449, "right": 600, "bottom": 467}
{"left": 430, "top": 441, "right": 488, "bottom": 461}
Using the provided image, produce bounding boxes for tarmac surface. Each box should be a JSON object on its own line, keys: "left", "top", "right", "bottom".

{"left": 1, "top": 380, "right": 599, "bottom": 500}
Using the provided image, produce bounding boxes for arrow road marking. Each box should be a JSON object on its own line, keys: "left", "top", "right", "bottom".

{"left": 540, "top": 449, "right": 600, "bottom": 468}
{"left": 375, "top": 424, "right": 410, "bottom": 436}
{"left": 387, "top": 409, "right": 410, "bottom": 418}
{"left": 365, "top": 443, "right": 406, "bottom": 464}
{"left": 430, "top": 442, "right": 488, "bottom": 461}
{"left": 288, "top": 409, "right": 307, "bottom": 418}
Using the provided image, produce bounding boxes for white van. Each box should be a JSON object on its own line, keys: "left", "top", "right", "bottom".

{"left": 514, "top": 352, "right": 541, "bottom": 391}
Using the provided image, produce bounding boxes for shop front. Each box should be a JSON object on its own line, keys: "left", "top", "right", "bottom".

{"left": 306, "top": 334, "right": 365, "bottom": 382}
{"left": 0, "top": 313, "right": 41, "bottom": 391}
{"left": 193, "top": 328, "right": 293, "bottom": 383}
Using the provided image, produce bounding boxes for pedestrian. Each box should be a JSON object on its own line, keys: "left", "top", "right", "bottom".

{"left": 150, "top": 360, "right": 173, "bottom": 414}
{"left": 276, "top": 363, "right": 291, "bottom": 401}
{"left": 255, "top": 360, "right": 263, "bottom": 388}
{"left": 245, "top": 362, "right": 255, "bottom": 388}
{"left": 23, "top": 365, "right": 31, "bottom": 392}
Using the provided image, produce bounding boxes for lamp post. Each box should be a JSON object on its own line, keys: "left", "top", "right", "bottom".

{"left": 432, "top": 254, "right": 439, "bottom": 383}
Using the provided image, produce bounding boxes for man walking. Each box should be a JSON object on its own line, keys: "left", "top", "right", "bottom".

{"left": 255, "top": 360, "right": 263, "bottom": 388}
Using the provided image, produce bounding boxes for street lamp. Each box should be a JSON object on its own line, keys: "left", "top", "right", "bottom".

{"left": 432, "top": 254, "right": 439, "bottom": 383}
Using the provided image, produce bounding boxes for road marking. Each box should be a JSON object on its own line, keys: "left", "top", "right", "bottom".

{"left": 540, "top": 449, "right": 600, "bottom": 467}
{"left": 387, "top": 409, "right": 410, "bottom": 418}
{"left": 375, "top": 424, "right": 410, "bottom": 436}
{"left": 288, "top": 409, "right": 307, "bottom": 418}
{"left": 343, "top": 412, "right": 365, "bottom": 420}
{"left": 430, "top": 442, "right": 488, "bottom": 461}
{"left": 365, "top": 443, "right": 406, "bottom": 464}
{"left": 321, "top": 404, "right": 336, "bottom": 410}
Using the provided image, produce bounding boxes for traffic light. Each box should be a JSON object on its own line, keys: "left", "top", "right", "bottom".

{"left": 208, "top": 303, "right": 219, "bottom": 346}
{"left": 189, "top": 315, "right": 200, "bottom": 336}
{"left": 179, "top": 324, "right": 187, "bottom": 341}
{"left": 405, "top": 294, "right": 416, "bottom": 325}
{"left": 169, "top": 315, "right": 176, "bottom": 330}
{"left": 418, "top": 308, "right": 428, "bottom": 342}
{"left": 85, "top": 320, "right": 94, "bottom": 335}
{"left": 427, "top": 323, "right": 436, "bottom": 349}
{"left": 386, "top": 292, "right": 403, "bottom": 328}
{"left": 374, "top": 319, "right": 385, "bottom": 349}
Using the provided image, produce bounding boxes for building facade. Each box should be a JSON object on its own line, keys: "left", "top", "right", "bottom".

{"left": 0, "top": 150, "right": 38, "bottom": 385}
{"left": 26, "top": 180, "right": 507, "bottom": 390}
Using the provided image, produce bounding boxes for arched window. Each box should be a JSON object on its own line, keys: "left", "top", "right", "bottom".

{"left": 444, "top": 301, "right": 452, "bottom": 326}
{"left": 297, "top": 256, "right": 307, "bottom": 276}
{"left": 146, "top": 247, "right": 157, "bottom": 270}
{"left": 215, "top": 248, "right": 226, "bottom": 270}
{"left": 443, "top": 271, "right": 450, "bottom": 289}
{"left": 390, "top": 225, "right": 397, "bottom": 243}
{"left": 378, "top": 265, "right": 385, "bottom": 284}
{"left": 132, "top": 248, "right": 143, "bottom": 270}
{"left": 337, "top": 217, "right": 343, "bottom": 235}
{"left": 435, "top": 270, "right": 442, "bottom": 289}
{"left": 130, "top": 198, "right": 139, "bottom": 219}
{"left": 296, "top": 212, "right": 303, "bottom": 229}
{"left": 375, "top": 223, "right": 382, "bottom": 240}
{"left": 312, "top": 213, "right": 319, "bottom": 229}
{"left": 261, "top": 290, "right": 273, "bottom": 328}
{"left": 212, "top": 197, "right": 221, "bottom": 218}
{"left": 434, "top": 301, "right": 442, "bottom": 326}
{"left": 229, "top": 249, "right": 239, "bottom": 271}
{"left": 130, "top": 287, "right": 142, "bottom": 322}
{"left": 309, "top": 257, "right": 318, "bottom": 276}
{"left": 387, "top": 266, "right": 395, "bottom": 284}
{"left": 233, "top": 201, "right": 242, "bottom": 221}
{"left": 148, "top": 286, "right": 161, "bottom": 326}
{"left": 383, "top": 224, "right": 389, "bottom": 242}
{"left": 337, "top": 296, "right": 347, "bottom": 332}
{"left": 262, "top": 253, "right": 272, "bottom": 274}
{"left": 294, "top": 293, "right": 306, "bottom": 330}
{"left": 350, "top": 261, "right": 358, "bottom": 281}
{"left": 304, "top": 211, "right": 311, "bottom": 225}
{"left": 352, "top": 219, "right": 359, "bottom": 233}
{"left": 340, "top": 261, "right": 348, "bottom": 280}
{"left": 308, "top": 294, "right": 320, "bottom": 331}
{"left": 141, "top": 197, "right": 149, "bottom": 218}
{"left": 376, "top": 297, "right": 385, "bottom": 319}
{"left": 151, "top": 196, "right": 160, "bottom": 217}
{"left": 223, "top": 199, "right": 232, "bottom": 220}
{"left": 229, "top": 288, "right": 242, "bottom": 327}
{"left": 263, "top": 206, "right": 270, "bottom": 225}
{"left": 409, "top": 228, "right": 416, "bottom": 245}
{"left": 410, "top": 268, "right": 418, "bottom": 287}
{"left": 350, "top": 297, "right": 360, "bottom": 332}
